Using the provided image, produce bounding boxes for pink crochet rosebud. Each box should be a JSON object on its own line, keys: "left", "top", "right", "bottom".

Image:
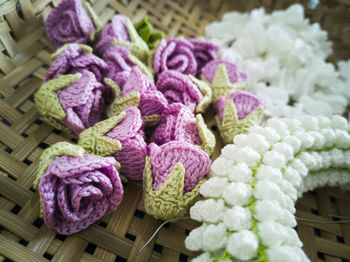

{"left": 201, "top": 59, "right": 247, "bottom": 84}
{"left": 94, "top": 15, "right": 130, "bottom": 55}
{"left": 38, "top": 154, "right": 123, "bottom": 235}
{"left": 148, "top": 141, "right": 211, "bottom": 193}
{"left": 106, "top": 107, "right": 147, "bottom": 180}
{"left": 156, "top": 70, "right": 203, "bottom": 113}
{"left": 152, "top": 103, "right": 201, "bottom": 145}
{"left": 45, "top": 0, "right": 95, "bottom": 48}
{"left": 153, "top": 38, "right": 198, "bottom": 76}
{"left": 189, "top": 39, "right": 219, "bottom": 75}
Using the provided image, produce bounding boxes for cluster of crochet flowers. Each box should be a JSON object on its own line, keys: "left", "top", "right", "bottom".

{"left": 186, "top": 115, "right": 350, "bottom": 261}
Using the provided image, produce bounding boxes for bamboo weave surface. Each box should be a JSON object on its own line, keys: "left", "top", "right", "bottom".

{"left": 0, "top": 0, "right": 350, "bottom": 261}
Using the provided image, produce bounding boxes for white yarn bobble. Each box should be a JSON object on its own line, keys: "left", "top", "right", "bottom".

{"left": 223, "top": 182, "right": 253, "bottom": 206}
{"left": 335, "top": 130, "right": 350, "bottom": 149}
{"left": 210, "top": 157, "right": 233, "bottom": 177}
{"left": 223, "top": 206, "right": 252, "bottom": 231}
{"left": 320, "top": 129, "right": 336, "bottom": 148}
{"left": 319, "top": 151, "right": 332, "bottom": 170}
{"left": 233, "top": 134, "right": 248, "bottom": 147}
{"left": 200, "top": 177, "right": 228, "bottom": 198}
{"left": 190, "top": 199, "right": 225, "bottom": 223}
{"left": 278, "top": 179, "right": 298, "bottom": 202}
{"left": 273, "top": 142, "right": 294, "bottom": 160}
{"left": 316, "top": 115, "right": 331, "bottom": 129}
{"left": 256, "top": 165, "right": 283, "bottom": 183}
{"left": 267, "top": 246, "right": 310, "bottom": 262}
{"left": 191, "top": 253, "right": 211, "bottom": 262}
{"left": 331, "top": 115, "right": 348, "bottom": 131}
{"left": 266, "top": 118, "right": 290, "bottom": 138}
{"left": 298, "top": 115, "right": 319, "bottom": 131}
{"left": 232, "top": 146, "right": 261, "bottom": 167}
{"left": 330, "top": 148, "right": 346, "bottom": 167}
{"left": 249, "top": 126, "right": 281, "bottom": 144}
{"left": 298, "top": 152, "right": 319, "bottom": 171}
{"left": 237, "top": 133, "right": 271, "bottom": 153}
{"left": 291, "top": 159, "right": 308, "bottom": 177}
{"left": 283, "top": 135, "right": 301, "bottom": 153}
{"left": 227, "top": 230, "right": 258, "bottom": 260}
{"left": 185, "top": 224, "right": 206, "bottom": 251}
{"left": 227, "top": 162, "right": 253, "bottom": 183}
{"left": 344, "top": 151, "right": 350, "bottom": 168}
{"left": 309, "top": 131, "right": 326, "bottom": 150}
{"left": 279, "top": 209, "right": 297, "bottom": 227}
{"left": 263, "top": 151, "right": 286, "bottom": 169}
{"left": 294, "top": 131, "right": 315, "bottom": 150}
{"left": 221, "top": 144, "right": 238, "bottom": 160}
{"left": 280, "top": 118, "right": 303, "bottom": 133}
{"left": 254, "top": 200, "right": 283, "bottom": 222}
{"left": 284, "top": 166, "right": 302, "bottom": 188}
{"left": 201, "top": 223, "right": 228, "bottom": 252}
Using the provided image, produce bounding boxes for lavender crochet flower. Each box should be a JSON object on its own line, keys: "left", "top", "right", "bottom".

{"left": 201, "top": 60, "right": 247, "bottom": 84}
{"left": 152, "top": 38, "right": 198, "bottom": 75}
{"left": 45, "top": 0, "right": 95, "bottom": 48}
{"left": 189, "top": 39, "right": 219, "bottom": 75}
{"left": 35, "top": 72, "right": 104, "bottom": 135}
{"left": 38, "top": 150, "right": 123, "bottom": 235}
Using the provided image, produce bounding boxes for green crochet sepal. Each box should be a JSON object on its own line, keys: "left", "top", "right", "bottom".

{"left": 78, "top": 112, "right": 125, "bottom": 157}
{"left": 51, "top": 43, "right": 92, "bottom": 60}
{"left": 105, "top": 78, "right": 141, "bottom": 118}
{"left": 134, "top": 16, "right": 164, "bottom": 49}
{"left": 112, "top": 17, "right": 150, "bottom": 63}
{"left": 142, "top": 114, "right": 162, "bottom": 127}
{"left": 204, "top": 64, "right": 249, "bottom": 100}
{"left": 188, "top": 75, "right": 212, "bottom": 114}
{"left": 34, "top": 73, "right": 81, "bottom": 133}
{"left": 196, "top": 114, "right": 216, "bottom": 156}
{"left": 216, "top": 99, "right": 263, "bottom": 145}
{"left": 82, "top": 1, "right": 103, "bottom": 42}
{"left": 143, "top": 156, "right": 207, "bottom": 220}
{"left": 128, "top": 54, "right": 154, "bottom": 81}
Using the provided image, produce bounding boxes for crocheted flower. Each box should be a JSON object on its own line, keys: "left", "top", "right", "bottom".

{"left": 45, "top": 0, "right": 95, "bottom": 48}
{"left": 215, "top": 91, "right": 264, "bottom": 144}
{"left": 189, "top": 39, "right": 219, "bottom": 75}
{"left": 94, "top": 14, "right": 149, "bottom": 62}
{"left": 201, "top": 60, "right": 248, "bottom": 100}
{"left": 156, "top": 70, "right": 212, "bottom": 113}
{"left": 143, "top": 141, "right": 211, "bottom": 220}
{"left": 79, "top": 107, "right": 147, "bottom": 180}
{"left": 35, "top": 72, "right": 104, "bottom": 134}
{"left": 151, "top": 38, "right": 198, "bottom": 75}
{"left": 106, "top": 66, "right": 168, "bottom": 126}
{"left": 35, "top": 142, "right": 123, "bottom": 235}
{"left": 152, "top": 103, "right": 216, "bottom": 155}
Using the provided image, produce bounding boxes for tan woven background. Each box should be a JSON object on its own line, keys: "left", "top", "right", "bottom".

{"left": 0, "top": 0, "right": 350, "bottom": 261}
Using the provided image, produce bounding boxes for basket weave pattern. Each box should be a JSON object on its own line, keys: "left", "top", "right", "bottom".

{"left": 0, "top": 0, "right": 349, "bottom": 261}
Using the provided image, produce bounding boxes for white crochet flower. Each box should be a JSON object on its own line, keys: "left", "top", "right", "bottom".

{"left": 200, "top": 177, "right": 228, "bottom": 198}
{"left": 263, "top": 151, "right": 286, "bottom": 169}
{"left": 283, "top": 135, "right": 301, "bottom": 153}
{"left": 273, "top": 142, "right": 294, "bottom": 160}
{"left": 210, "top": 157, "right": 233, "bottom": 177}
{"left": 185, "top": 224, "right": 207, "bottom": 251}
{"left": 266, "top": 246, "right": 310, "bottom": 262}
{"left": 227, "top": 230, "right": 258, "bottom": 260}
{"left": 223, "top": 206, "right": 252, "bottom": 231}
{"left": 231, "top": 146, "right": 261, "bottom": 167}
{"left": 223, "top": 182, "right": 253, "bottom": 206}
{"left": 201, "top": 223, "right": 228, "bottom": 251}
{"left": 227, "top": 162, "right": 253, "bottom": 183}
{"left": 190, "top": 199, "right": 225, "bottom": 223}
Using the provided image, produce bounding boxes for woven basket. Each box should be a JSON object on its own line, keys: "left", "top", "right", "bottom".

{"left": 0, "top": 0, "right": 350, "bottom": 261}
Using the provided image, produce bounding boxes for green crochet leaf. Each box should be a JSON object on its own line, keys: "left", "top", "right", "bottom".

{"left": 134, "top": 16, "right": 164, "bottom": 49}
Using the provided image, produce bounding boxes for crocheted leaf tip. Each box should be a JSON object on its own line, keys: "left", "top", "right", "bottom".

{"left": 215, "top": 91, "right": 264, "bottom": 145}
{"left": 134, "top": 16, "right": 164, "bottom": 49}
{"left": 38, "top": 147, "right": 123, "bottom": 235}
{"left": 45, "top": 0, "right": 95, "bottom": 48}
{"left": 151, "top": 37, "right": 219, "bottom": 76}
{"left": 186, "top": 115, "right": 350, "bottom": 262}
{"left": 107, "top": 66, "right": 168, "bottom": 125}
{"left": 79, "top": 106, "right": 147, "bottom": 181}
{"left": 202, "top": 61, "right": 249, "bottom": 100}
{"left": 151, "top": 103, "right": 215, "bottom": 156}
{"left": 156, "top": 70, "right": 212, "bottom": 113}
{"left": 35, "top": 71, "right": 105, "bottom": 134}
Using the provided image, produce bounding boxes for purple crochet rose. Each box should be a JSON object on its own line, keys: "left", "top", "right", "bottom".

{"left": 38, "top": 154, "right": 123, "bottom": 235}
{"left": 58, "top": 71, "right": 104, "bottom": 134}
{"left": 148, "top": 141, "right": 211, "bottom": 193}
{"left": 152, "top": 103, "right": 201, "bottom": 145}
{"left": 94, "top": 15, "right": 130, "bottom": 55}
{"left": 106, "top": 107, "right": 147, "bottom": 180}
{"left": 215, "top": 91, "right": 263, "bottom": 120}
{"left": 156, "top": 70, "right": 203, "bottom": 113}
{"left": 189, "top": 39, "right": 219, "bottom": 75}
{"left": 201, "top": 59, "right": 247, "bottom": 84}
{"left": 45, "top": 0, "right": 95, "bottom": 48}
{"left": 153, "top": 38, "right": 198, "bottom": 76}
